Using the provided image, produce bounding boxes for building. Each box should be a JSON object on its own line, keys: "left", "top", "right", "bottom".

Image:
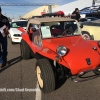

{"left": 22, "top": 5, "right": 59, "bottom": 19}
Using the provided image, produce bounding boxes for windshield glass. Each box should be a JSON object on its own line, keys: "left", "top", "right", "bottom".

{"left": 11, "top": 21, "right": 28, "bottom": 28}
{"left": 40, "top": 21, "right": 81, "bottom": 38}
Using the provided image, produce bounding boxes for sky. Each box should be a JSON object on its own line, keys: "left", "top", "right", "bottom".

{"left": 0, "top": 0, "right": 76, "bottom": 18}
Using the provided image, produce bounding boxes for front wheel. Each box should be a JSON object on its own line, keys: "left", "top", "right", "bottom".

{"left": 20, "top": 39, "right": 31, "bottom": 60}
{"left": 36, "top": 58, "right": 55, "bottom": 93}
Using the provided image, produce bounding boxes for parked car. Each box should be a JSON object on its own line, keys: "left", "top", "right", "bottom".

{"left": 81, "top": 19, "right": 100, "bottom": 40}
{"left": 79, "top": 17, "right": 98, "bottom": 22}
{"left": 9, "top": 20, "right": 28, "bottom": 44}
{"left": 20, "top": 17, "right": 100, "bottom": 93}
{"left": 80, "top": 5, "right": 100, "bottom": 14}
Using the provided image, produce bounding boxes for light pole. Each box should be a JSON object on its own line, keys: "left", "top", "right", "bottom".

{"left": 48, "top": 5, "right": 52, "bottom": 13}
{"left": 12, "top": 14, "right": 14, "bottom": 19}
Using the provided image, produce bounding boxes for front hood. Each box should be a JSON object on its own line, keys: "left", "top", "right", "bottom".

{"left": 42, "top": 36, "right": 89, "bottom": 51}
{"left": 10, "top": 27, "right": 26, "bottom": 35}
{"left": 42, "top": 36, "right": 100, "bottom": 74}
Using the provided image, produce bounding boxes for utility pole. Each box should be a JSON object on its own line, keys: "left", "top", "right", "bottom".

{"left": 12, "top": 14, "right": 14, "bottom": 19}
{"left": 48, "top": 5, "right": 52, "bottom": 13}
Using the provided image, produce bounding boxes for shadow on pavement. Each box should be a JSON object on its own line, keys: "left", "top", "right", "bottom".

{"left": 55, "top": 77, "right": 67, "bottom": 90}
{"left": 0, "top": 56, "right": 23, "bottom": 73}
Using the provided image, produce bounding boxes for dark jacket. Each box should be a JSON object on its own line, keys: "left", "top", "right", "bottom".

{"left": 71, "top": 11, "right": 80, "bottom": 21}
{"left": 0, "top": 14, "right": 10, "bottom": 37}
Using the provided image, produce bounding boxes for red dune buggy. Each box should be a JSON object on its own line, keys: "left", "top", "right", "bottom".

{"left": 20, "top": 17, "right": 100, "bottom": 93}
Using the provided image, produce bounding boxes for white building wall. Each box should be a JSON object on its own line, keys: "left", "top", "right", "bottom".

{"left": 52, "top": 0, "right": 100, "bottom": 15}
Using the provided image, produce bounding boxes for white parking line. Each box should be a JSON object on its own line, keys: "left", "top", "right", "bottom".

{"left": 35, "top": 82, "right": 42, "bottom": 100}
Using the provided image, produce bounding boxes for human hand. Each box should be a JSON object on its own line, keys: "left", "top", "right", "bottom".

{"left": 3, "top": 27, "right": 9, "bottom": 36}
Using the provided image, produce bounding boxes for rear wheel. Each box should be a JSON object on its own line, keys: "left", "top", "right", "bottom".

{"left": 36, "top": 58, "right": 55, "bottom": 93}
{"left": 82, "top": 31, "right": 92, "bottom": 40}
{"left": 20, "top": 39, "right": 31, "bottom": 60}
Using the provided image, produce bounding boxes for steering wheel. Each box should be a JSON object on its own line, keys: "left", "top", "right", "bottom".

{"left": 50, "top": 25, "right": 57, "bottom": 29}
{"left": 62, "top": 29, "right": 73, "bottom": 36}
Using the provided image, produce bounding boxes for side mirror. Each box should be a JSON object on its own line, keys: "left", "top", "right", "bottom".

{"left": 80, "top": 24, "right": 83, "bottom": 28}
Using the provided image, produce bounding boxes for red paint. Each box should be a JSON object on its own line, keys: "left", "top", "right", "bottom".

{"left": 22, "top": 32, "right": 100, "bottom": 75}
{"left": 56, "top": 11, "right": 64, "bottom": 15}
{"left": 17, "top": 27, "right": 26, "bottom": 33}
{"left": 41, "top": 12, "right": 46, "bottom": 15}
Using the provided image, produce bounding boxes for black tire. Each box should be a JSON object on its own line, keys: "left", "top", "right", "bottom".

{"left": 82, "top": 31, "right": 93, "bottom": 40}
{"left": 36, "top": 58, "right": 55, "bottom": 93}
{"left": 20, "top": 39, "right": 31, "bottom": 60}
{"left": 93, "top": 69, "right": 100, "bottom": 75}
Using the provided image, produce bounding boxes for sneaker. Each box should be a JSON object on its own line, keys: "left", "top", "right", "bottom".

{"left": 1, "top": 62, "right": 7, "bottom": 68}
{"left": 0, "top": 63, "right": 2, "bottom": 67}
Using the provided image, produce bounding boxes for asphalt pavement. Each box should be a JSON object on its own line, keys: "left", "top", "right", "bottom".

{"left": 0, "top": 38, "right": 100, "bottom": 100}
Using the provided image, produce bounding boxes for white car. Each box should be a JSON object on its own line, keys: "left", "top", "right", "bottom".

{"left": 9, "top": 20, "right": 28, "bottom": 44}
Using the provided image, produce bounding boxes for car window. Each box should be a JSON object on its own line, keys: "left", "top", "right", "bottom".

{"left": 11, "top": 21, "right": 28, "bottom": 28}
{"left": 87, "top": 17, "right": 98, "bottom": 21}
{"left": 82, "top": 21, "right": 100, "bottom": 26}
{"left": 40, "top": 21, "right": 81, "bottom": 39}
{"left": 82, "top": 22, "right": 93, "bottom": 26}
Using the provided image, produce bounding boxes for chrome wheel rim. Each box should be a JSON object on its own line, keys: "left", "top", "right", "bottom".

{"left": 82, "top": 34, "right": 90, "bottom": 40}
{"left": 36, "top": 66, "right": 43, "bottom": 88}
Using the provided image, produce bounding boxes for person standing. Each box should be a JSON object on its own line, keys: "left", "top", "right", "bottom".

{"left": 0, "top": 43, "right": 3, "bottom": 67}
{"left": 71, "top": 8, "right": 81, "bottom": 22}
{"left": 0, "top": 7, "right": 10, "bottom": 67}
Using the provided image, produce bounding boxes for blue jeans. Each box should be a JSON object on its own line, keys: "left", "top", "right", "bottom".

{"left": 0, "top": 36, "right": 7, "bottom": 63}
{"left": 0, "top": 52, "right": 3, "bottom": 64}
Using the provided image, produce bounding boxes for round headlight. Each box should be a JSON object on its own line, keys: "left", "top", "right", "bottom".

{"left": 56, "top": 46, "right": 67, "bottom": 56}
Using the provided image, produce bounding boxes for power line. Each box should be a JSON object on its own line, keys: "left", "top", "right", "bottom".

{"left": 0, "top": 3, "right": 55, "bottom": 6}
{"left": 0, "top": 3, "right": 54, "bottom": 13}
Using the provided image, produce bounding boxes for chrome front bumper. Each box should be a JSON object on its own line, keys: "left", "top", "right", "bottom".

{"left": 71, "top": 66, "right": 100, "bottom": 82}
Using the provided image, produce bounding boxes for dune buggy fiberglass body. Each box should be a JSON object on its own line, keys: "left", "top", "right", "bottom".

{"left": 20, "top": 17, "right": 100, "bottom": 93}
